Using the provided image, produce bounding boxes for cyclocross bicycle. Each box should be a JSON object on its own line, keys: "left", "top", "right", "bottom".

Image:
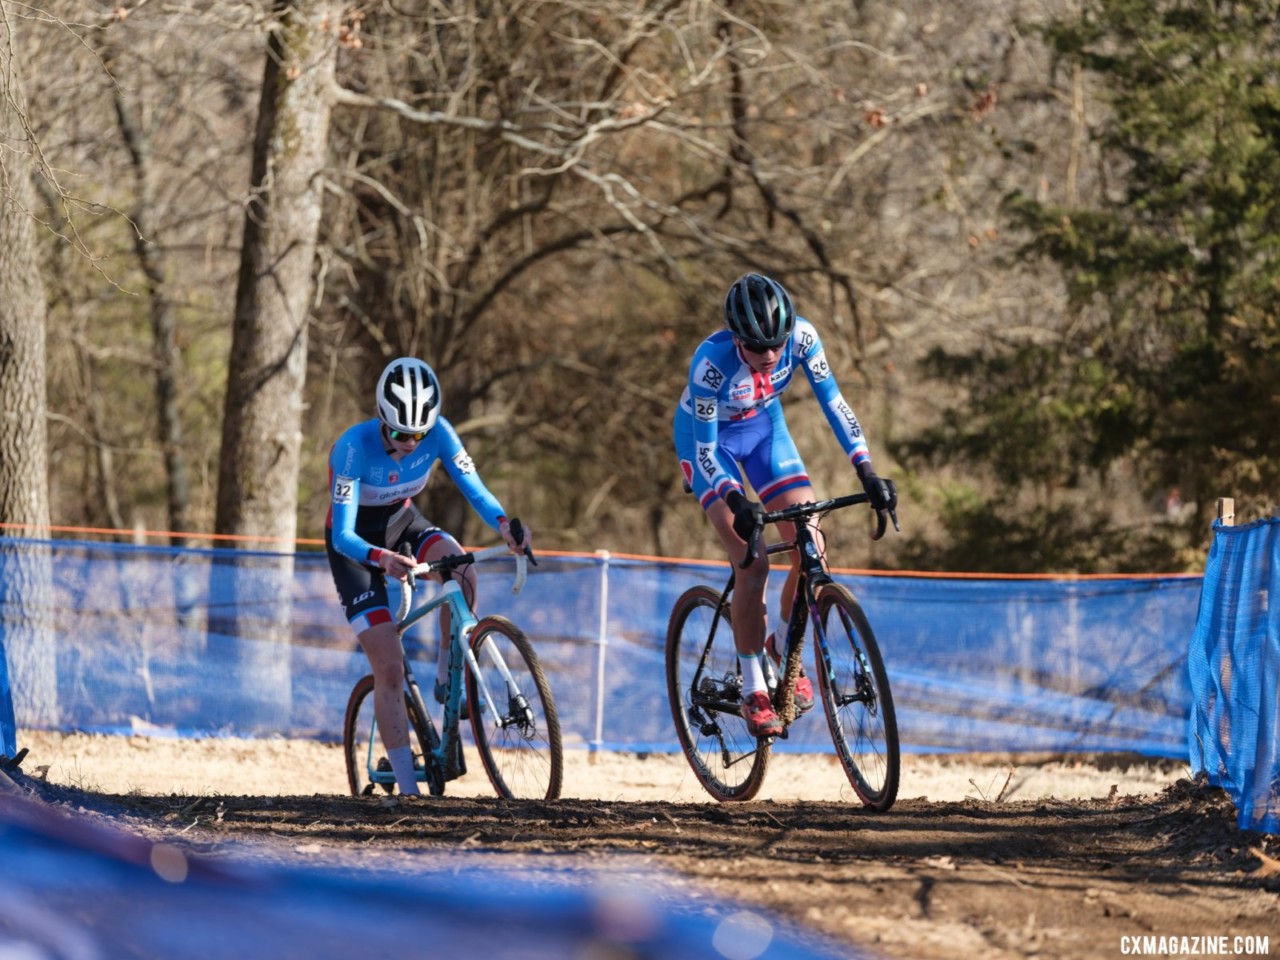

{"left": 665, "top": 493, "right": 900, "bottom": 809}
{"left": 343, "top": 520, "right": 563, "bottom": 800}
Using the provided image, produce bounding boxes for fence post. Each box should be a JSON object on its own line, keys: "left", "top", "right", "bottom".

{"left": 1217, "top": 497, "right": 1235, "bottom": 525}
{"left": 589, "top": 550, "right": 610, "bottom": 756}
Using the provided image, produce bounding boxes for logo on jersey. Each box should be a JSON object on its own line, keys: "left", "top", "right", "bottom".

{"left": 698, "top": 359, "right": 725, "bottom": 391}
{"left": 830, "top": 397, "right": 864, "bottom": 439}
{"left": 694, "top": 397, "right": 716, "bottom": 422}
{"left": 796, "top": 328, "right": 817, "bottom": 354}
{"left": 808, "top": 349, "right": 831, "bottom": 382}
{"left": 452, "top": 450, "right": 476, "bottom": 475}
{"left": 696, "top": 444, "right": 718, "bottom": 480}
{"left": 370, "top": 467, "right": 384, "bottom": 484}
{"left": 388, "top": 472, "right": 399, "bottom": 484}
{"left": 341, "top": 444, "right": 356, "bottom": 473}
{"left": 779, "top": 457, "right": 802, "bottom": 468}
{"left": 333, "top": 477, "right": 355, "bottom": 504}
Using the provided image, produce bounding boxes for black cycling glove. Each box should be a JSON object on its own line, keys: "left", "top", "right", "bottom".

{"left": 856, "top": 462, "right": 898, "bottom": 514}
{"left": 724, "top": 489, "right": 764, "bottom": 543}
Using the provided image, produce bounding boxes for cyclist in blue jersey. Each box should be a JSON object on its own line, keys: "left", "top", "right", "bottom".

{"left": 673, "top": 273, "right": 897, "bottom": 738}
{"left": 325, "top": 357, "right": 531, "bottom": 795}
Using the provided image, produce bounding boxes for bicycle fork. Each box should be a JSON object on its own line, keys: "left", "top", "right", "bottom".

{"left": 469, "top": 633, "right": 538, "bottom": 737}
{"left": 810, "top": 591, "right": 880, "bottom": 717}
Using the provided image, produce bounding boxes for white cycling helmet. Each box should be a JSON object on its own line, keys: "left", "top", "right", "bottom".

{"left": 376, "top": 357, "right": 441, "bottom": 434}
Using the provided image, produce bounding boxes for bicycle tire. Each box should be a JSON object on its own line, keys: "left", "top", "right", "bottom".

{"left": 665, "top": 585, "right": 769, "bottom": 802}
{"left": 813, "top": 584, "right": 900, "bottom": 811}
{"left": 466, "top": 616, "right": 563, "bottom": 800}
{"left": 343, "top": 674, "right": 437, "bottom": 797}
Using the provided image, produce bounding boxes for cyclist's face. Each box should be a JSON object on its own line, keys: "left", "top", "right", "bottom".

{"left": 735, "top": 338, "right": 784, "bottom": 375}
{"left": 383, "top": 423, "right": 423, "bottom": 453}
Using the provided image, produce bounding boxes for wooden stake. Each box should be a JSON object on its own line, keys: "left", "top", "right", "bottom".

{"left": 1217, "top": 497, "right": 1235, "bottom": 526}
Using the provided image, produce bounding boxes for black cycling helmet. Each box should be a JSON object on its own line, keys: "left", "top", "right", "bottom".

{"left": 376, "top": 357, "right": 441, "bottom": 434}
{"left": 723, "top": 273, "right": 796, "bottom": 350}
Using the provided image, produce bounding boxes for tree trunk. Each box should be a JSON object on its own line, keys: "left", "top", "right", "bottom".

{"left": 112, "top": 82, "right": 191, "bottom": 545}
{"left": 0, "top": 10, "right": 55, "bottom": 741}
{"left": 210, "top": 1, "right": 340, "bottom": 731}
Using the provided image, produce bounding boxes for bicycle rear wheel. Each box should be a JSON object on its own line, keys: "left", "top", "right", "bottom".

{"left": 814, "top": 584, "right": 900, "bottom": 811}
{"left": 665, "top": 585, "right": 769, "bottom": 802}
{"left": 466, "top": 616, "right": 563, "bottom": 800}
{"left": 343, "top": 674, "right": 437, "bottom": 797}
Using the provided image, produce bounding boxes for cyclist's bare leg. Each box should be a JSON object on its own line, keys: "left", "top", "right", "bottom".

{"left": 356, "top": 620, "right": 419, "bottom": 794}
{"left": 706, "top": 497, "right": 769, "bottom": 657}
{"left": 419, "top": 532, "right": 478, "bottom": 690}
{"left": 357, "top": 621, "right": 410, "bottom": 744}
{"left": 763, "top": 485, "right": 825, "bottom": 633}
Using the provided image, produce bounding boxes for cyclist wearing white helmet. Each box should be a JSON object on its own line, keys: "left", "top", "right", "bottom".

{"left": 325, "top": 357, "right": 531, "bottom": 795}
{"left": 673, "top": 273, "right": 897, "bottom": 738}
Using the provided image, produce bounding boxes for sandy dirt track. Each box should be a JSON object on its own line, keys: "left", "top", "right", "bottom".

{"left": 11, "top": 731, "right": 1280, "bottom": 960}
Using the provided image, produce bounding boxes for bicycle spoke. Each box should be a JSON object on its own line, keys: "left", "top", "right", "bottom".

{"left": 665, "top": 585, "right": 769, "bottom": 802}
{"left": 467, "top": 616, "right": 563, "bottom": 800}
{"left": 814, "top": 584, "right": 900, "bottom": 811}
{"left": 342, "top": 674, "right": 437, "bottom": 797}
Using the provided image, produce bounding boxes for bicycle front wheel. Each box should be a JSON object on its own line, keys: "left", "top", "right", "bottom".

{"left": 466, "top": 616, "right": 563, "bottom": 800}
{"left": 665, "top": 585, "right": 769, "bottom": 802}
{"left": 343, "top": 674, "right": 435, "bottom": 797}
{"left": 814, "top": 584, "right": 900, "bottom": 811}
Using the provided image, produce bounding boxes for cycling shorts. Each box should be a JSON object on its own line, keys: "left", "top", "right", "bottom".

{"left": 324, "top": 511, "right": 451, "bottom": 633}
{"left": 674, "top": 400, "right": 811, "bottom": 509}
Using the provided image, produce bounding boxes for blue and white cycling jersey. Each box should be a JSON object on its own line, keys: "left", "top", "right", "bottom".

{"left": 673, "top": 318, "right": 871, "bottom": 508}
{"left": 326, "top": 417, "right": 506, "bottom": 565}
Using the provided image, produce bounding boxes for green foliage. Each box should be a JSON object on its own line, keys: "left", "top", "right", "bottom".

{"left": 896, "top": 483, "right": 1183, "bottom": 574}
{"left": 899, "top": 0, "right": 1280, "bottom": 570}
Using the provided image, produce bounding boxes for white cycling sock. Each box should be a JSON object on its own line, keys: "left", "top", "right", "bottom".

{"left": 386, "top": 745, "right": 421, "bottom": 796}
{"left": 739, "top": 654, "right": 768, "bottom": 697}
{"left": 768, "top": 614, "right": 790, "bottom": 658}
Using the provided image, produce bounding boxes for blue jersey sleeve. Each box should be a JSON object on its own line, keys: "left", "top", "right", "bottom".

{"left": 793, "top": 319, "right": 872, "bottom": 470}
{"left": 688, "top": 344, "right": 745, "bottom": 501}
{"left": 434, "top": 419, "right": 508, "bottom": 531}
{"left": 328, "top": 437, "right": 375, "bottom": 563}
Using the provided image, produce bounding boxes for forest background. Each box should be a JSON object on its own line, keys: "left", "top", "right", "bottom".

{"left": 1, "top": 0, "right": 1277, "bottom": 577}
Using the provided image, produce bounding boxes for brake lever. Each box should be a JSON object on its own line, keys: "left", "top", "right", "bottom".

{"left": 509, "top": 516, "right": 538, "bottom": 566}
{"left": 738, "top": 517, "right": 765, "bottom": 569}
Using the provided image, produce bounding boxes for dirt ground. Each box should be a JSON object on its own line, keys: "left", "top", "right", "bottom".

{"left": 11, "top": 730, "right": 1280, "bottom": 960}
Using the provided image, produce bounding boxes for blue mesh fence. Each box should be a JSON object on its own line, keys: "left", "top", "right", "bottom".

{"left": 1189, "top": 517, "right": 1280, "bottom": 834}
{"left": 0, "top": 639, "right": 13, "bottom": 759}
{"left": 0, "top": 536, "right": 1203, "bottom": 758}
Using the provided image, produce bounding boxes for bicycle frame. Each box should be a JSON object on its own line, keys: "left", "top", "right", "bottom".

{"left": 363, "top": 544, "right": 526, "bottom": 788}
{"left": 693, "top": 492, "right": 873, "bottom": 736}
{"left": 666, "top": 489, "right": 901, "bottom": 806}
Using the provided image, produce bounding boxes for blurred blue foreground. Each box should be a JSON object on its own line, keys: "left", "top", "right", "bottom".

{"left": 0, "top": 785, "right": 851, "bottom": 960}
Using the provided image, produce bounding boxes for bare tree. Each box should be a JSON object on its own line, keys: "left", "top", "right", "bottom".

{"left": 215, "top": 0, "right": 341, "bottom": 546}
{"left": 20, "top": 1, "right": 261, "bottom": 538}
{"left": 207, "top": 1, "right": 342, "bottom": 729}
{"left": 108, "top": 49, "right": 192, "bottom": 544}
{"left": 0, "top": 2, "right": 55, "bottom": 727}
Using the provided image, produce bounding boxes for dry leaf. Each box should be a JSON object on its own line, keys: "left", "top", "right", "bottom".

{"left": 1246, "top": 845, "right": 1280, "bottom": 879}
